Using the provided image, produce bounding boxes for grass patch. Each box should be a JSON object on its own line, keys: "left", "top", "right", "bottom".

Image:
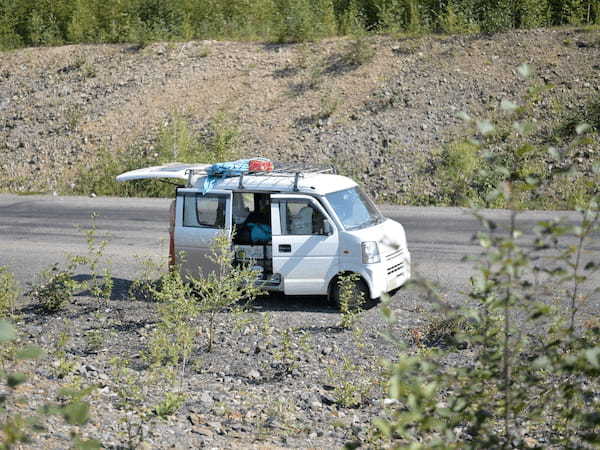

{"left": 70, "top": 114, "right": 239, "bottom": 197}
{"left": 407, "top": 90, "right": 600, "bottom": 210}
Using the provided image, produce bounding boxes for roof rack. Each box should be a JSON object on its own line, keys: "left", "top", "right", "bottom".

{"left": 187, "top": 164, "right": 336, "bottom": 191}
{"left": 238, "top": 164, "right": 336, "bottom": 191}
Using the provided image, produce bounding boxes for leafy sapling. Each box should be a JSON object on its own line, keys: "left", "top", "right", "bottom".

{"left": 191, "top": 232, "right": 263, "bottom": 352}
{"left": 28, "top": 264, "right": 80, "bottom": 313}
{"left": 337, "top": 273, "right": 365, "bottom": 329}
{"left": 372, "top": 65, "right": 600, "bottom": 448}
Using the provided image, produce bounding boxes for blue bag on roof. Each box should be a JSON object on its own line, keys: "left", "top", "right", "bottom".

{"left": 201, "top": 158, "right": 272, "bottom": 194}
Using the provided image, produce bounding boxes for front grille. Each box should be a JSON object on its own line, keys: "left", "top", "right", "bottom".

{"left": 387, "top": 262, "right": 404, "bottom": 276}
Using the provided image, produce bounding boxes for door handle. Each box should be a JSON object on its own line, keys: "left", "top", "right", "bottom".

{"left": 278, "top": 244, "right": 291, "bottom": 253}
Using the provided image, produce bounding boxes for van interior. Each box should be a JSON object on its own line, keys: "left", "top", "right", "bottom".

{"left": 231, "top": 192, "right": 273, "bottom": 279}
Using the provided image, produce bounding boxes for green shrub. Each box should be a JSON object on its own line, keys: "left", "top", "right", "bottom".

{"left": 70, "top": 114, "right": 240, "bottom": 198}
{"left": 432, "top": 139, "right": 485, "bottom": 206}
{"left": 0, "top": 320, "right": 98, "bottom": 448}
{"left": 337, "top": 273, "right": 365, "bottom": 329}
{"left": 373, "top": 0, "right": 427, "bottom": 34}
{"left": 272, "top": 0, "right": 337, "bottom": 43}
{"left": 0, "top": 0, "right": 596, "bottom": 50}
{"left": 343, "top": 34, "right": 376, "bottom": 66}
{"left": 110, "top": 357, "right": 151, "bottom": 449}
{"left": 417, "top": 80, "right": 599, "bottom": 209}
{"left": 437, "top": 1, "right": 480, "bottom": 34}
{"left": 145, "top": 269, "right": 197, "bottom": 377}
{"left": 0, "top": 267, "right": 19, "bottom": 318}
{"left": 327, "top": 356, "right": 378, "bottom": 408}
{"left": 191, "top": 232, "right": 263, "bottom": 352}
{"left": 28, "top": 264, "right": 79, "bottom": 313}
{"left": 153, "top": 392, "right": 185, "bottom": 419}
{"left": 372, "top": 65, "right": 600, "bottom": 449}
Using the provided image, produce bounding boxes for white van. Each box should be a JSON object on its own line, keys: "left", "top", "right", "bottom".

{"left": 117, "top": 161, "right": 410, "bottom": 305}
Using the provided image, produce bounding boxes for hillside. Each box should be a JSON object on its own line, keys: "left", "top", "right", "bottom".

{"left": 1, "top": 27, "right": 599, "bottom": 205}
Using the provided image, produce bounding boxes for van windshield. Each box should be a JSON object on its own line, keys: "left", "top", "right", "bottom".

{"left": 325, "top": 187, "right": 384, "bottom": 231}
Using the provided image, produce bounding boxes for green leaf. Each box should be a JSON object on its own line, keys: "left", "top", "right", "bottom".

{"left": 390, "top": 375, "right": 401, "bottom": 399}
{"left": 548, "top": 147, "right": 561, "bottom": 160}
{"left": 533, "top": 355, "right": 551, "bottom": 369}
{"left": 585, "top": 347, "right": 600, "bottom": 368}
{"left": 373, "top": 417, "right": 392, "bottom": 436}
{"left": 457, "top": 111, "right": 472, "bottom": 122}
{"left": 16, "top": 345, "right": 43, "bottom": 360}
{"left": 500, "top": 99, "right": 518, "bottom": 112}
{"left": 576, "top": 123, "right": 591, "bottom": 135}
{"left": 452, "top": 398, "right": 467, "bottom": 412}
{"left": 479, "top": 235, "right": 492, "bottom": 248}
{"left": 517, "top": 63, "right": 531, "bottom": 78}
{"left": 496, "top": 166, "right": 510, "bottom": 178}
{"left": 593, "top": 161, "right": 600, "bottom": 174}
{"left": 476, "top": 120, "right": 495, "bottom": 135}
{"left": 516, "top": 143, "right": 535, "bottom": 157}
{"left": 7, "top": 372, "right": 27, "bottom": 388}
{"left": 485, "top": 189, "right": 502, "bottom": 203}
{"left": 0, "top": 320, "right": 16, "bottom": 342}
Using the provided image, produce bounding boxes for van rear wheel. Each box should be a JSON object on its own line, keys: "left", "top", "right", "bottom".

{"left": 329, "top": 276, "right": 369, "bottom": 310}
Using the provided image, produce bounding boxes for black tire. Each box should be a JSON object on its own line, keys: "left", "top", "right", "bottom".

{"left": 329, "top": 275, "right": 370, "bottom": 310}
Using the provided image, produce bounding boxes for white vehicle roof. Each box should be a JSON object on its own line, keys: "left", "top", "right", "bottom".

{"left": 116, "top": 162, "right": 357, "bottom": 196}
{"left": 197, "top": 172, "right": 357, "bottom": 196}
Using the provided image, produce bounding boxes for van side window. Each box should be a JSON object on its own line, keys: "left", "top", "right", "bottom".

{"left": 183, "top": 194, "right": 226, "bottom": 228}
{"left": 232, "top": 192, "right": 254, "bottom": 226}
{"left": 280, "top": 200, "right": 327, "bottom": 235}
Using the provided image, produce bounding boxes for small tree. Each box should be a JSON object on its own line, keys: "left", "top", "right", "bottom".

{"left": 373, "top": 65, "right": 600, "bottom": 448}
{"left": 191, "top": 232, "right": 263, "bottom": 352}
{"left": 146, "top": 269, "right": 198, "bottom": 388}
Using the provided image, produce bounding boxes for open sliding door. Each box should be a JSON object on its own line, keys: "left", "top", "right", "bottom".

{"left": 174, "top": 188, "right": 232, "bottom": 279}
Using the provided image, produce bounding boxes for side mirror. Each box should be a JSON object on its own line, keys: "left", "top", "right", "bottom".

{"left": 323, "top": 221, "right": 333, "bottom": 236}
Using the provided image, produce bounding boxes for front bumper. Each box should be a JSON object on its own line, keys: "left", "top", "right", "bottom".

{"left": 366, "top": 249, "right": 411, "bottom": 298}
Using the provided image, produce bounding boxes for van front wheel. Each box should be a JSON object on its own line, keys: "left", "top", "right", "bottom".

{"left": 329, "top": 275, "right": 369, "bottom": 310}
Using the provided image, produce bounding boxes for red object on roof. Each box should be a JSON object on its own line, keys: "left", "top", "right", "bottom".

{"left": 248, "top": 159, "right": 273, "bottom": 173}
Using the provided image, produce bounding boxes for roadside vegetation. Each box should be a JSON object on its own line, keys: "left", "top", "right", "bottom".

{"left": 375, "top": 66, "right": 600, "bottom": 448}
{"left": 406, "top": 81, "right": 600, "bottom": 210}
{"left": 1, "top": 0, "right": 598, "bottom": 50}
{"left": 71, "top": 114, "right": 239, "bottom": 198}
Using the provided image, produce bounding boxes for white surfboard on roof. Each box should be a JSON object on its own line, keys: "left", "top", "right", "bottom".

{"left": 115, "top": 162, "right": 211, "bottom": 182}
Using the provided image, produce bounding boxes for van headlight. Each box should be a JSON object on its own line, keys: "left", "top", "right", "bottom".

{"left": 361, "top": 241, "right": 380, "bottom": 264}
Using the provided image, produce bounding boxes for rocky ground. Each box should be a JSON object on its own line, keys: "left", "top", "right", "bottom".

{"left": 7, "top": 279, "right": 430, "bottom": 449}
{"left": 1, "top": 27, "right": 599, "bottom": 201}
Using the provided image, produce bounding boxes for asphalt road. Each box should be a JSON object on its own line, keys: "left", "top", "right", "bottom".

{"left": 0, "top": 194, "right": 595, "bottom": 306}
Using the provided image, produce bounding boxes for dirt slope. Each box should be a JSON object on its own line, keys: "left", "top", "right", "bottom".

{"left": 0, "top": 27, "right": 598, "bottom": 200}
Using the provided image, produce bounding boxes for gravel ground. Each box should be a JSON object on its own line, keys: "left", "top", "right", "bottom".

{"left": 1, "top": 28, "right": 599, "bottom": 200}
{"left": 7, "top": 281, "right": 430, "bottom": 449}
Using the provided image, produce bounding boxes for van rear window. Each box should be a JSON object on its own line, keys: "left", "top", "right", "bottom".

{"left": 182, "top": 193, "right": 226, "bottom": 228}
